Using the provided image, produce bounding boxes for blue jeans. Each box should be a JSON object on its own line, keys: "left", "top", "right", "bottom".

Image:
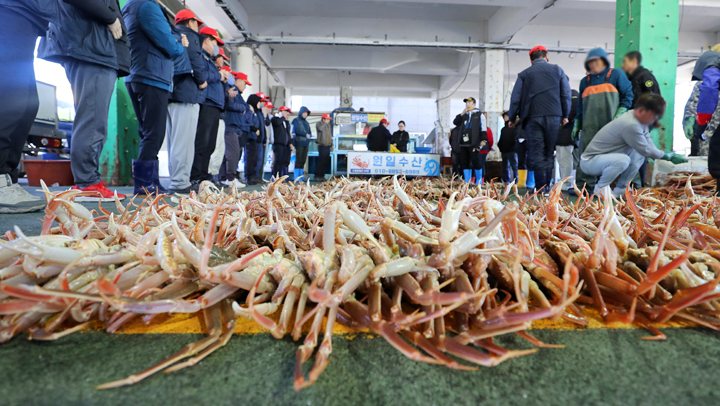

{"left": 579, "top": 150, "right": 644, "bottom": 195}
{"left": 501, "top": 152, "right": 518, "bottom": 183}
{"left": 524, "top": 116, "right": 561, "bottom": 192}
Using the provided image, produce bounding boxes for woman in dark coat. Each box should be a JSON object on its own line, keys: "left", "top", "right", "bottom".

{"left": 391, "top": 120, "right": 410, "bottom": 152}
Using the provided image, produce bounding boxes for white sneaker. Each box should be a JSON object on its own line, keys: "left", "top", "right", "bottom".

{"left": 232, "top": 179, "right": 246, "bottom": 188}
{"left": 0, "top": 174, "right": 46, "bottom": 213}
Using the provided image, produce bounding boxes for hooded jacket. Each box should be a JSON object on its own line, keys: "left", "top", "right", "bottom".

{"left": 247, "top": 94, "right": 266, "bottom": 143}
{"left": 38, "top": 0, "right": 130, "bottom": 77}
{"left": 169, "top": 25, "right": 207, "bottom": 105}
{"left": 576, "top": 47, "right": 633, "bottom": 123}
{"left": 694, "top": 51, "right": 720, "bottom": 121}
{"left": 291, "top": 106, "right": 312, "bottom": 147}
{"left": 498, "top": 122, "right": 516, "bottom": 154}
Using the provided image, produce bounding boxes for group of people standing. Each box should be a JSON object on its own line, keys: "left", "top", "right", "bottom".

{"left": 454, "top": 44, "right": 688, "bottom": 198}
{"left": 366, "top": 119, "right": 411, "bottom": 153}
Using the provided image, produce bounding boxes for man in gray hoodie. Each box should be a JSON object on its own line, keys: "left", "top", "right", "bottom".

{"left": 580, "top": 94, "right": 687, "bottom": 197}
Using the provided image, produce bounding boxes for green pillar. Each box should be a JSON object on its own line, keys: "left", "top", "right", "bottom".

{"left": 615, "top": 0, "right": 679, "bottom": 152}
{"left": 100, "top": 0, "right": 139, "bottom": 186}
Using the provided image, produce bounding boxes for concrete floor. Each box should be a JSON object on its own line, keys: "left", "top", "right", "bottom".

{"left": 2, "top": 181, "right": 720, "bottom": 406}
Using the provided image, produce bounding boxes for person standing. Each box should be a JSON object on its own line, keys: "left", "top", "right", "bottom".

{"left": 292, "top": 106, "right": 312, "bottom": 181}
{"left": 508, "top": 45, "right": 571, "bottom": 193}
{"left": 580, "top": 94, "right": 686, "bottom": 198}
{"left": 314, "top": 113, "right": 333, "bottom": 181}
{"left": 391, "top": 121, "right": 410, "bottom": 153}
{"left": 449, "top": 124, "right": 462, "bottom": 177}
{"left": 366, "top": 118, "right": 393, "bottom": 152}
{"left": 164, "top": 9, "right": 206, "bottom": 194}
{"left": 38, "top": 0, "right": 129, "bottom": 201}
{"left": 0, "top": 0, "right": 57, "bottom": 212}
{"left": 256, "top": 97, "right": 272, "bottom": 181}
{"left": 621, "top": 51, "right": 661, "bottom": 187}
{"left": 453, "top": 97, "right": 487, "bottom": 185}
{"left": 694, "top": 49, "right": 720, "bottom": 190}
{"left": 498, "top": 113, "right": 518, "bottom": 184}
{"left": 208, "top": 63, "right": 232, "bottom": 185}
{"left": 245, "top": 94, "right": 266, "bottom": 185}
{"left": 272, "top": 106, "right": 294, "bottom": 179}
{"left": 572, "top": 47, "right": 634, "bottom": 192}
{"left": 221, "top": 71, "right": 251, "bottom": 187}
{"left": 122, "top": 0, "right": 188, "bottom": 195}
{"left": 555, "top": 89, "right": 579, "bottom": 190}
{"left": 189, "top": 27, "right": 227, "bottom": 189}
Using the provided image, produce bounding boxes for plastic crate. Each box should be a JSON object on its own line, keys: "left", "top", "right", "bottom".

{"left": 650, "top": 156, "right": 708, "bottom": 186}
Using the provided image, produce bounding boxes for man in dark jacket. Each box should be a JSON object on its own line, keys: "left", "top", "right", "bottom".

{"left": 367, "top": 118, "right": 393, "bottom": 152}
{"left": 221, "top": 72, "right": 251, "bottom": 187}
{"left": 166, "top": 9, "right": 206, "bottom": 194}
{"left": 272, "top": 106, "right": 294, "bottom": 179}
{"left": 498, "top": 113, "right": 518, "bottom": 184}
{"left": 449, "top": 125, "right": 462, "bottom": 177}
{"left": 391, "top": 121, "right": 410, "bottom": 152}
{"left": 622, "top": 51, "right": 661, "bottom": 188}
{"left": 245, "top": 94, "right": 266, "bottom": 185}
{"left": 40, "top": 0, "right": 130, "bottom": 200}
{"left": 508, "top": 45, "right": 571, "bottom": 193}
{"left": 123, "top": 0, "right": 187, "bottom": 195}
{"left": 292, "top": 106, "right": 312, "bottom": 181}
{"left": 190, "top": 27, "right": 227, "bottom": 188}
{"left": 453, "top": 97, "right": 487, "bottom": 185}
{"left": 555, "top": 89, "right": 579, "bottom": 190}
{"left": 0, "top": 0, "right": 57, "bottom": 212}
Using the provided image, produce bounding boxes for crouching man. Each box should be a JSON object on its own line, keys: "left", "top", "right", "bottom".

{"left": 579, "top": 93, "right": 687, "bottom": 198}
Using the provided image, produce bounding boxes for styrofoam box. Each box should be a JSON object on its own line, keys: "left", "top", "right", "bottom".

{"left": 651, "top": 156, "right": 708, "bottom": 186}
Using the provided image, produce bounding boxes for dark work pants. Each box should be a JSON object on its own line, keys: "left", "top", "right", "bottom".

{"left": 245, "top": 139, "right": 258, "bottom": 181}
{"left": 315, "top": 145, "right": 331, "bottom": 179}
{"left": 191, "top": 104, "right": 220, "bottom": 182}
{"left": 459, "top": 147, "right": 482, "bottom": 170}
{"left": 502, "top": 152, "right": 518, "bottom": 183}
{"left": 220, "top": 131, "right": 241, "bottom": 181}
{"left": 64, "top": 60, "right": 116, "bottom": 188}
{"left": 516, "top": 140, "right": 529, "bottom": 170}
{"left": 272, "top": 144, "right": 289, "bottom": 178}
{"left": 0, "top": 8, "right": 40, "bottom": 181}
{"left": 126, "top": 82, "right": 169, "bottom": 161}
{"left": 451, "top": 152, "right": 462, "bottom": 176}
{"left": 524, "top": 116, "right": 560, "bottom": 192}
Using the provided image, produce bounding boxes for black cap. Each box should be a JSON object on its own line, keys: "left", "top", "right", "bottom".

{"left": 463, "top": 97, "right": 477, "bottom": 104}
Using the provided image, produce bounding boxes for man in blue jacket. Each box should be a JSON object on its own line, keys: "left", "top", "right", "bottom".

{"left": 244, "top": 94, "right": 268, "bottom": 185}
{"left": 694, "top": 50, "right": 720, "bottom": 188}
{"left": 123, "top": 0, "right": 187, "bottom": 195}
{"left": 292, "top": 106, "right": 312, "bottom": 182}
{"left": 190, "top": 27, "right": 228, "bottom": 188}
{"left": 221, "top": 72, "right": 252, "bottom": 187}
{"left": 508, "top": 45, "right": 571, "bottom": 193}
{"left": 0, "top": 0, "right": 56, "bottom": 212}
{"left": 40, "top": 0, "right": 130, "bottom": 201}
{"left": 166, "top": 9, "right": 207, "bottom": 195}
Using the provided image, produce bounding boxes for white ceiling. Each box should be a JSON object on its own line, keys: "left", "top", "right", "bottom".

{"left": 187, "top": 0, "right": 720, "bottom": 98}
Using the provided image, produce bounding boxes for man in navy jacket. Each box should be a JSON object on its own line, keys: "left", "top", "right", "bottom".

{"left": 0, "top": 0, "right": 57, "bottom": 213}
{"left": 166, "top": 9, "right": 207, "bottom": 194}
{"left": 123, "top": 0, "right": 187, "bottom": 195}
{"left": 508, "top": 45, "right": 571, "bottom": 193}
{"left": 190, "top": 27, "right": 228, "bottom": 187}
{"left": 40, "top": 0, "right": 130, "bottom": 201}
{"left": 221, "top": 72, "right": 251, "bottom": 186}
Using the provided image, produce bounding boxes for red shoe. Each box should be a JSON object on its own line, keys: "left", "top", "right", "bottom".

{"left": 72, "top": 181, "right": 126, "bottom": 201}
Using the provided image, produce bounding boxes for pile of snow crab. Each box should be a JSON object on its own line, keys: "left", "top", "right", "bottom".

{"left": 1, "top": 175, "right": 720, "bottom": 390}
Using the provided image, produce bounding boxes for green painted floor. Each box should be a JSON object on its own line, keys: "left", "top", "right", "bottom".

{"left": 2, "top": 184, "right": 720, "bottom": 405}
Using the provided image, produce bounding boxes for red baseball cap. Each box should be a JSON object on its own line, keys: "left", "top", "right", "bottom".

{"left": 220, "top": 66, "right": 232, "bottom": 72}
{"left": 321, "top": 113, "right": 332, "bottom": 120}
{"left": 233, "top": 71, "right": 252, "bottom": 85}
{"left": 279, "top": 106, "right": 292, "bottom": 113}
{"left": 380, "top": 118, "right": 389, "bottom": 125}
{"left": 218, "top": 48, "right": 230, "bottom": 61}
{"left": 199, "top": 27, "right": 225, "bottom": 46}
{"left": 265, "top": 102, "right": 275, "bottom": 109}
{"left": 175, "top": 9, "right": 204, "bottom": 26}
{"left": 255, "top": 92, "right": 268, "bottom": 102}
{"left": 529, "top": 45, "right": 547, "bottom": 56}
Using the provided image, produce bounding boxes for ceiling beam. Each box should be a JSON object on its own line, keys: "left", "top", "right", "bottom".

{"left": 488, "top": 0, "right": 557, "bottom": 44}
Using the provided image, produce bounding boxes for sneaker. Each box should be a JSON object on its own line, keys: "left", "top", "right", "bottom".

{"left": 168, "top": 186, "right": 192, "bottom": 195}
{"left": 0, "top": 174, "right": 46, "bottom": 213}
{"left": 72, "top": 181, "right": 126, "bottom": 201}
{"left": 231, "top": 179, "right": 246, "bottom": 188}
